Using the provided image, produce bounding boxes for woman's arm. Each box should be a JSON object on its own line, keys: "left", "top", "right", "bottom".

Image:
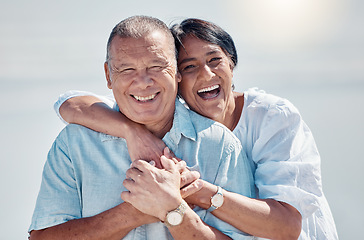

{"left": 59, "top": 95, "right": 166, "bottom": 165}
{"left": 185, "top": 181, "right": 302, "bottom": 240}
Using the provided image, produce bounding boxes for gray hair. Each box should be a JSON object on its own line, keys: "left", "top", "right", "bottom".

{"left": 105, "top": 15, "right": 176, "bottom": 63}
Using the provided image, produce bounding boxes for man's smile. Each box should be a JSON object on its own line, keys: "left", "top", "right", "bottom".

{"left": 131, "top": 92, "right": 159, "bottom": 102}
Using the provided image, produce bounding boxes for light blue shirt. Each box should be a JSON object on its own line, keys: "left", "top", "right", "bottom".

{"left": 30, "top": 99, "right": 256, "bottom": 239}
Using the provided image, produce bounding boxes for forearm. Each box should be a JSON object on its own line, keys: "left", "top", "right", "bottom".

{"left": 29, "top": 202, "right": 158, "bottom": 240}
{"left": 167, "top": 208, "right": 231, "bottom": 240}
{"left": 59, "top": 96, "right": 165, "bottom": 163}
{"left": 186, "top": 181, "right": 302, "bottom": 240}
{"left": 59, "top": 95, "right": 137, "bottom": 138}
{"left": 216, "top": 192, "right": 301, "bottom": 240}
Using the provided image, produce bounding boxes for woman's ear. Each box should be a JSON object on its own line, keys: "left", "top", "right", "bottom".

{"left": 176, "top": 71, "right": 182, "bottom": 83}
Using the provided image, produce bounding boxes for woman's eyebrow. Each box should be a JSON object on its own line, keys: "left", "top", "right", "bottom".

{"left": 179, "top": 57, "right": 196, "bottom": 65}
{"left": 206, "top": 50, "right": 220, "bottom": 56}
{"left": 179, "top": 50, "right": 220, "bottom": 65}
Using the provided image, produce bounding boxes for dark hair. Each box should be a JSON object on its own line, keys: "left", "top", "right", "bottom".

{"left": 106, "top": 15, "right": 176, "bottom": 63}
{"left": 170, "top": 18, "right": 238, "bottom": 68}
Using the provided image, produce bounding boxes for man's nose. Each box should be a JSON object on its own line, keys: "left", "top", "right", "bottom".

{"left": 133, "top": 70, "right": 153, "bottom": 88}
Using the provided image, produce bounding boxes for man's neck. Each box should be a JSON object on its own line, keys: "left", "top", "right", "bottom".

{"left": 145, "top": 116, "right": 174, "bottom": 139}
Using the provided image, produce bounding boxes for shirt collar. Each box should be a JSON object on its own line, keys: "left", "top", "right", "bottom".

{"left": 100, "top": 98, "right": 197, "bottom": 143}
{"left": 167, "top": 99, "right": 197, "bottom": 143}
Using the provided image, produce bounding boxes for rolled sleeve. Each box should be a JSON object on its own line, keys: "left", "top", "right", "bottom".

{"left": 252, "top": 100, "right": 322, "bottom": 219}
{"left": 54, "top": 90, "right": 115, "bottom": 124}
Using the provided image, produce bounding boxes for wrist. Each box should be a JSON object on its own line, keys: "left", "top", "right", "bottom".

{"left": 163, "top": 200, "right": 188, "bottom": 227}
{"left": 123, "top": 121, "right": 146, "bottom": 142}
{"left": 122, "top": 202, "right": 159, "bottom": 225}
{"left": 185, "top": 181, "right": 218, "bottom": 209}
{"left": 207, "top": 186, "right": 224, "bottom": 212}
{"left": 160, "top": 197, "right": 184, "bottom": 221}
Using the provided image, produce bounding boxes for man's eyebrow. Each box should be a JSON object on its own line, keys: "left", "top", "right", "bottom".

{"left": 110, "top": 63, "right": 132, "bottom": 71}
{"left": 179, "top": 50, "right": 220, "bottom": 65}
{"left": 151, "top": 59, "right": 168, "bottom": 65}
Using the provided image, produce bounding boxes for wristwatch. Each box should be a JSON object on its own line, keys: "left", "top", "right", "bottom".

{"left": 164, "top": 200, "right": 188, "bottom": 227}
{"left": 207, "top": 186, "right": 224, "bottom": 212}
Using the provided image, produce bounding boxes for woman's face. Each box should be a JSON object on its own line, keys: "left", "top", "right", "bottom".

{"left": 177, "top": 36, "right": 234, "bottom": 121}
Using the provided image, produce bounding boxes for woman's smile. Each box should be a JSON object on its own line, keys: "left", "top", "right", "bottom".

{"left": 197, "top": 84, "right": 221, "bottom": 100}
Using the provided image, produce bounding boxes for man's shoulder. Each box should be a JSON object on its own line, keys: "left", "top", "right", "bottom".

{"left": 56, "top": 123, "right": 108, "bottom": 143}
{"left": 54, "top": 124, "right": 127, "bottom": 159}
{"left": 61, "top": 123, "right": 96, "bottom": 135}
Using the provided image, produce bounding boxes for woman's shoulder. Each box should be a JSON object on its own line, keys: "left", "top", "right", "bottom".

{"left": 235, "top": 88, "right": 302, "bottom": 134}
{"left": 243, "top": 88, "right": 298, "bottom": 114}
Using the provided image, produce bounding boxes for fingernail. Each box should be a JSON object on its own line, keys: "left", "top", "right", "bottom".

{"left": 149, "top": 160, "right": 155, "bottom": 166}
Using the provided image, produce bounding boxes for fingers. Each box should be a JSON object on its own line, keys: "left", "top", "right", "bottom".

{"left": 160, "top": 155, "right": 177, "bottom": 172}
{"left": 180, "top": 170, "right": 200, "bottom": 188}
{"left": 162, "top": 147, "right": 182, "bottom": 164}
{"left": 180, "top": 179, "right": 204, "bottom": 198}
{"left": 120, "top": 190, "right": 131, "bottom": 203}
{"left": 175, "top": 160, "right": 187, "bottom": 174}
{"left": 130, "top": 159, "right": 154, "bottom": 173}
{"left": 125, "top": 164, "right": 144, "bottom": 183}
{"left": 163, "top": 147, "right": 175, "bottom": 159}
{"left": 125, "top": 160, "right": 156, "bottom": 186}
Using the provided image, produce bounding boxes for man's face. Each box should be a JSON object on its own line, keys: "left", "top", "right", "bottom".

{"left": 105, "top": 31, "right": 180, "bottom": 133}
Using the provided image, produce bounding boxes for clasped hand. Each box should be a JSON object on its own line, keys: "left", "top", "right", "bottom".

{"left": 121, "top": 148, "right": 203, "bottom": 221}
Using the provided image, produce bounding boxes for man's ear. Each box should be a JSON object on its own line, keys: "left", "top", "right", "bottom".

{"left": 104, "top": 62, "right": 112, "bottom": 89}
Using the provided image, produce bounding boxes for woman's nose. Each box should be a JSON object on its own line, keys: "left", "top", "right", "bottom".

{"left": 198, "top": 64, "right": 215, "bottom": 81}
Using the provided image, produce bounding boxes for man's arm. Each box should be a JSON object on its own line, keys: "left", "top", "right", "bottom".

{"left": 58, "top": 94, "right": 166, "bottom": 166}
{"left": 30, "top": 202, "right": 158, "bottom": 240}
{"left": 29, "top": 127, "right": 160, "bottom": 240}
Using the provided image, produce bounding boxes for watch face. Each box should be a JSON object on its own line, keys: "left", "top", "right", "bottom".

{"left": 167, "top": 211, "right": 183, "bottom": 226}
{"left": 211, "top": 194, "right": 224, "bottom": 207}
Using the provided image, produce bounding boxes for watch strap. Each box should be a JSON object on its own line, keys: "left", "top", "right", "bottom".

{"left": 207, "top": 186, "right": 223, "bottom": 212}
{"left": 164, "top": 200, "right": 188, "bottom": 227}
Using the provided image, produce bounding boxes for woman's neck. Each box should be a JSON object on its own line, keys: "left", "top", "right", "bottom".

{"left": 217, "top": 92, "right": 244, "bottom": 131}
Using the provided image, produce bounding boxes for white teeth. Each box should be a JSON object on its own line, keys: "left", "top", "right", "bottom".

{"left": 133, "top": 94, "right": 156, "bottom": 101}
{"left": 198, "top": 85, "right": 219, "bottom": 93}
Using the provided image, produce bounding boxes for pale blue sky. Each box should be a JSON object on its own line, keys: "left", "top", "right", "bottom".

{"left": 1, "top": 0, "right": 363, "bottom": 239}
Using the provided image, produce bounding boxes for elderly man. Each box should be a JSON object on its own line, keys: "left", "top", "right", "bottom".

{"left": 29, "top": 16, "right": 255, "bottom": 239}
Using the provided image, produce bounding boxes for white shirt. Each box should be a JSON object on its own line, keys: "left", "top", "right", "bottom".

{"left": 233, "top": 88, "right": 338, "bottom": 239}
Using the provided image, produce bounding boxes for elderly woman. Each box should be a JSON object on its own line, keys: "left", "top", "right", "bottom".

{"left": 55, "top": 18, "right": 338, "bottom": 239}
